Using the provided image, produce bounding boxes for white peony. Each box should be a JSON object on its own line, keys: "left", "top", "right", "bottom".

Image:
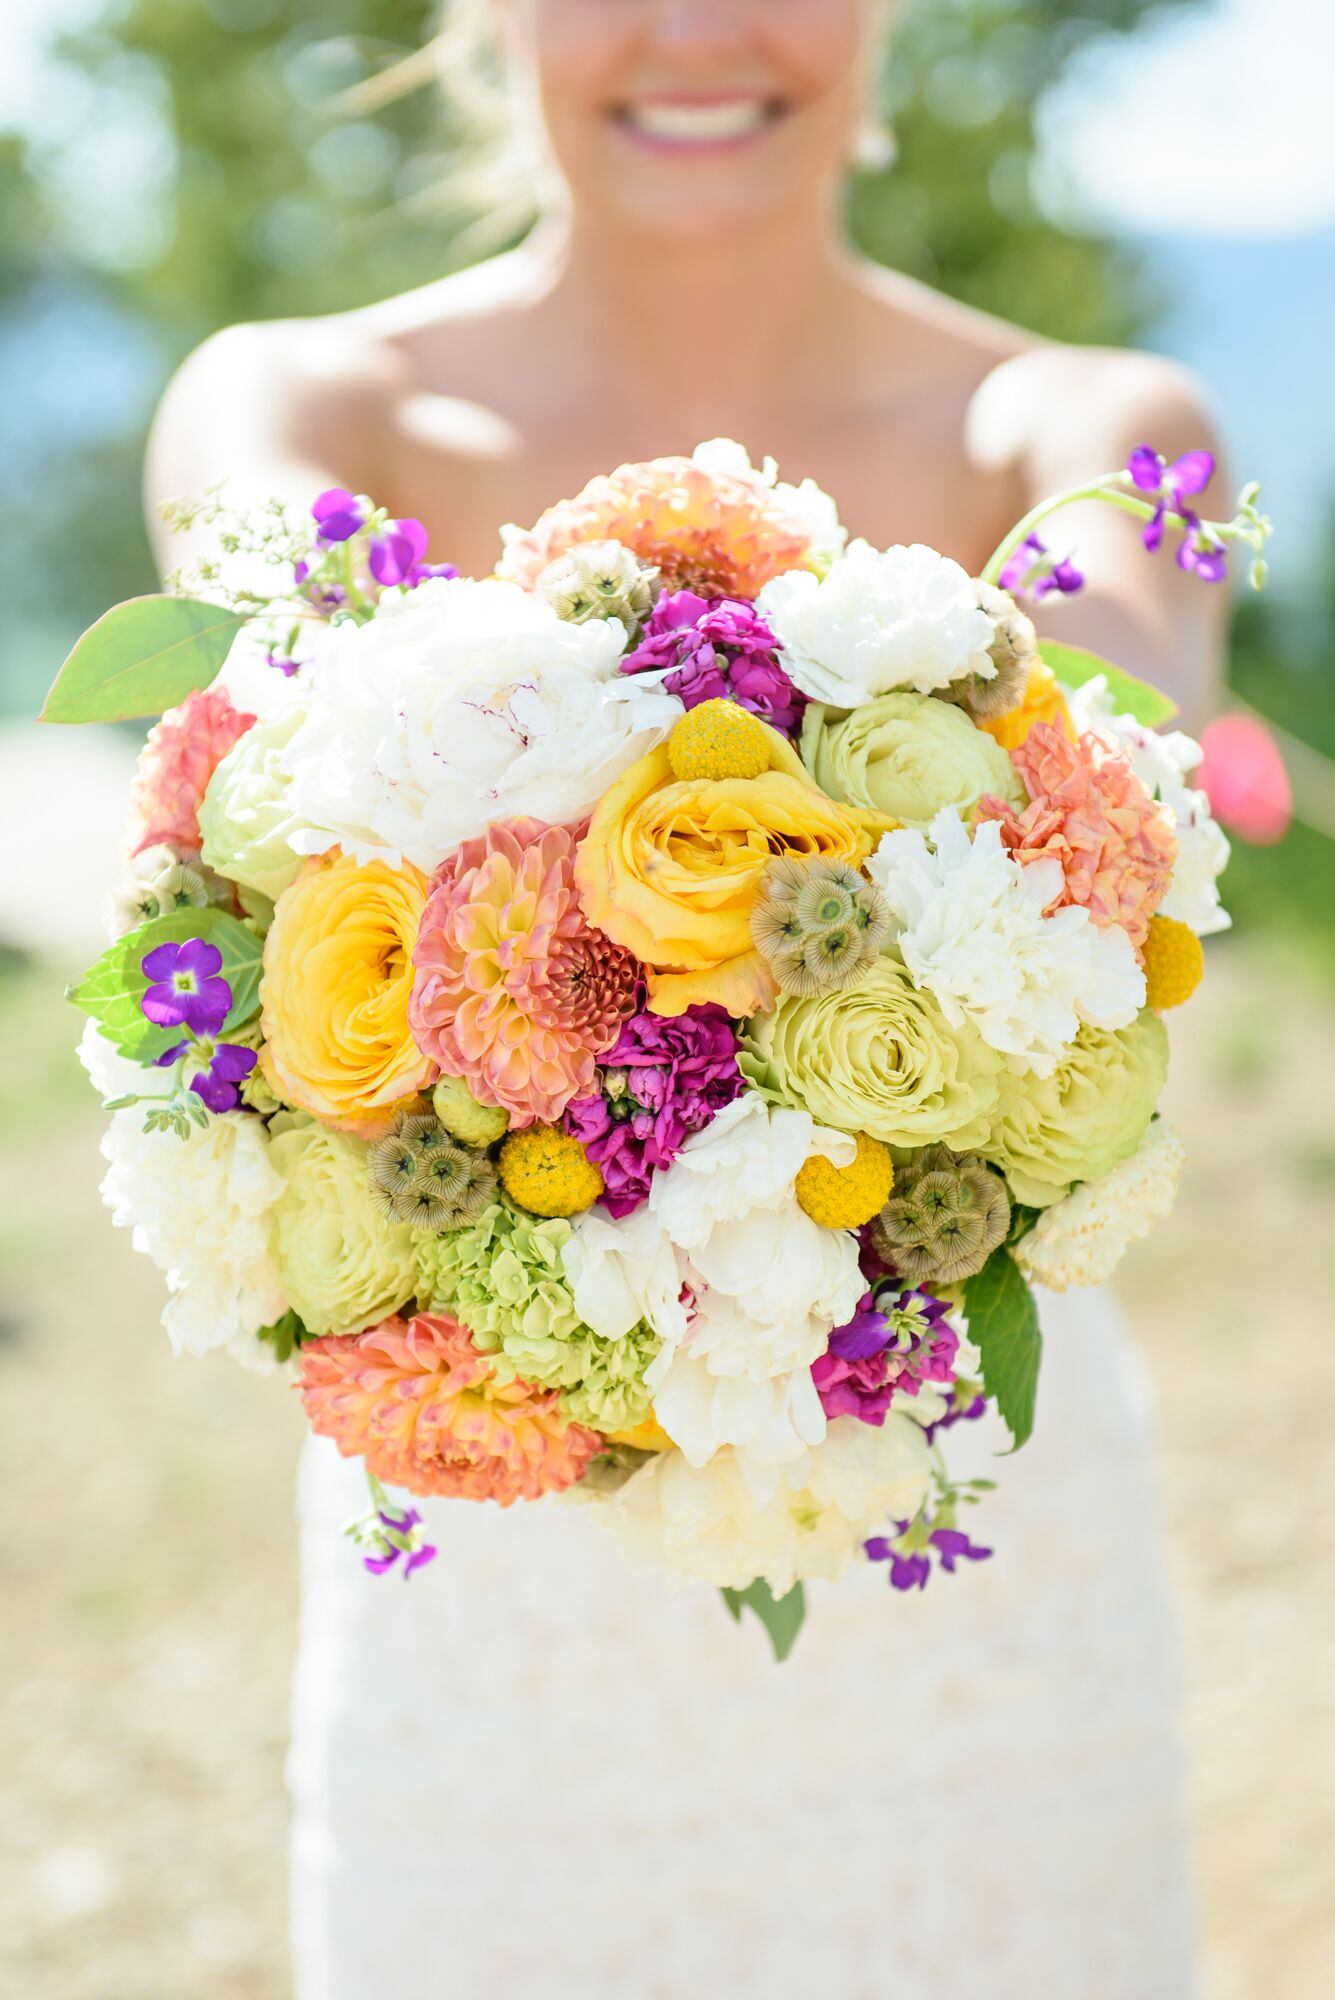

{"left": 1014, "top": 1119, "right": 1186, "bottom": 1291}
{"left": 198, "top": 697, "right": 310, "bottom": 903}
{"left": 80, "top": 1023, "right": 287, "bottom": 1364}
{"left": 563, "top": 1096, "right": 864, "bottom": 1473}
{"left": 757, "top": 540, "right": 996, "bottom": 706}
{"left": 867, "top": 810, "right": 1145, "bottom": 1076}
{"left": 598, "top": 1415, "right": 932, "bottom": 1592}
{"left": 1068, "top": 676, "right": 1231, "bottom": 936}
{"left": 281, "top": 577, "right": 679, "bottom": 873}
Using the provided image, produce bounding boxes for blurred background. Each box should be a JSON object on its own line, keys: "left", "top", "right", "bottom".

{"left": 0, "top": 2, "right": 1331, "bottom": 1995}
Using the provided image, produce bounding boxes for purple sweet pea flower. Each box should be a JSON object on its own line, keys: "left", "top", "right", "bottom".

{"left": 367, "top": 516, "right": 459, "bottom": 590}
{"left": 311, "top": 487, "right": 366, "bottom": 543}
{"left": 620, "top": 589, "right": 806, "bottom": 734}
{"left": 998, "top": 531, "right": 1085, "bottom": 601}
{"left": 140, "top": 939, "right": 231, "bottom": 1036}
{"left": 363, "top": 1506, "right": 438, "bottom": 1578}
{"left": 865, "top": 1515, "right": 993, "bottom": 1591}
{"left": 156, "top": 1035, "right": 257, "bottom": 1114}
{"left": 564, "top": 1003, "right": 743, "bottom": 1215}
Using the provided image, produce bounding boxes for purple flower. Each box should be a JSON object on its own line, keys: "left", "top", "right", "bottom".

{"left": 922, "top": 1392, "right": 988, "bottom": 1446}
{"left": 620, "top": 590, "right": 806, "bottom": 735}
{"left": 368, "top": 516, "right": 458, "bottom": 590}
{"left": 812, "top": 1287, "right": 960, "bottom": 1426}
{"left": 1127, "top": 444, "right": 1215, "bottom": 549}
{"left": 1177, "top": 527, "right": 1228, "bottom": 583}
{"left": 998, "top": 531, "right": 1085, "bottom": 601}
{"left": 156, "top": 1035, "right": 258, "bottom": 1114}
{"left": 266, "top": 651, "right": 303, "bottom": 678}
{"left": 363, "top": 1506, "right": 437, "bottom": 1578}
{"left": 865, "top": 1516, "right": 993, "bottom": 1591}
{"left": 563, "top": 1003, "right": 743, "bottom": 1215}
{"left": 311, "top": 487, "right": 366, "bottom": 543}
{"left": 140, "top": 939, "right": 231, "bottom": 1036}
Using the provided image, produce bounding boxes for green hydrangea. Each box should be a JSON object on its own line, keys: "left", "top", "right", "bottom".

{"left": 266, "top": 1112, "right": 417, "bottom": 1335}
{"left": 741, "top": 954, "right": 1003, "bottom": 1153}
{"left": 415, "top": 1202, "right": 659, "bottom": 1433}
{"left": 800, "top": 690, "right": 1024, "bottom": 830}
{"left": 984, "top": 1011, "right": 1169, "bottom": 1207}
{"left": 199, "top": 703, "right": 308, "bottom": 904}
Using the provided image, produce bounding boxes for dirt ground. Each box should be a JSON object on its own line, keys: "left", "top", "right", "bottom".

{"left": 1, "top": 937, "right": 1332, "bottom": 1999}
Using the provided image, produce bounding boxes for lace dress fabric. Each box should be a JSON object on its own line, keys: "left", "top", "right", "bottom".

{"left": 289, "top": 1284, "right": 1197, "bottom": 1999}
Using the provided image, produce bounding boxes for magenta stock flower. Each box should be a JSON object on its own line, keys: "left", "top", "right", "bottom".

{"left": 140, "top": 939, "right": 231, "bottom": 1036}
{"left": 997, "top": 531, "right": 1085, "bottom": 602}
{"left": 865, "top": 1516, "right": 993, "bottom": 1591}
{"left": 812, "top": 1289, "right": 960, "bottom": 1426}
{"left": 563, "top": 1002, "right": 743, "bottom": 1215}
{"left": 1126, "top": 444, "right": 1228, "bottom": 582}
{"left": 620, "top": 589, "right": 806, "bottom": 734}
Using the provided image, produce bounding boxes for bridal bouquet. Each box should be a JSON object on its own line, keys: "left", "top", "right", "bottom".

{"left": 46, "top": 440, "right": 1267, "bottom": 1656}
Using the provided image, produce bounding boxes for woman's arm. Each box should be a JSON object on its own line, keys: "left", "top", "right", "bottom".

{"left": 143, "top": 318, "right": 404, "bottom": 581}
{"left": 969, "top": 347, "right": 1231, "bottom": 730}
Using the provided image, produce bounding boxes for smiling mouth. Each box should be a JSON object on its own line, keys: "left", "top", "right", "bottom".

{"left": 613, "top": 96, "right": 784, "bottom": 152}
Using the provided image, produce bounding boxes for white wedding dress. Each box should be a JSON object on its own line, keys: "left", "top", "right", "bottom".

{"left": 288, "top": 1281, "right": 1197, "bottom": 1999}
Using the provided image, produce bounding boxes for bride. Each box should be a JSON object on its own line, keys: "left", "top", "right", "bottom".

{"left": 148, "top": 4, "right": 1221, "bottom": 1994}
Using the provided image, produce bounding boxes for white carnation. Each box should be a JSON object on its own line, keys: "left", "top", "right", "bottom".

{"left": 1068, "top": 675, "right": 1231, "bottom": 936}
{"left": 867, "top": 810, "right": 1145, "bottom": 1076}
{"left": 281, "top": 577, "right": 679, "bottom": 873}
{"left": 598, "top": 1415, "right": 931, "bottom": 1592}
{"left": 757, "top": 540, "right": 996, "bottom": 706}
{"left": 80, "top": 1025, "right": 286, "bottom": 1363}
{"left": 563, "top": 1096, "right": 864, "bottom": 1473}
{"left": 1014, "top": 1119, "right": 1186, "bottom": 1290}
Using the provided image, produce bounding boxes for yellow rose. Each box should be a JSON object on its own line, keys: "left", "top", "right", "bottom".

{"left": 261, "top": 853, "right": 435, "bottom": 1136}
{"left": 574, "top": 725, "right": 885, "bottom": 1017}
{"left": 979, "top": 660, "right": 1074, "bottom": 753}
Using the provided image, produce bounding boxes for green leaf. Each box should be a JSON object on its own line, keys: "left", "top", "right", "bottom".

{"left": 39, "top": 595, "right": 249, "bottom": 723}
{"left": 962, "top": 1248, "right": 1042, "bottom": 1451}
{"left": 69, "top": 906, "right": 265, "bottom": 1062}
{"left": 719, "top": 1580, "right": 807, "bottom": 1662}
{"left": 1038, "top": 639, "right": 1179, "bottom": 729}
{"left": 256, "top": 1310, "right": 308, "bottom": 1364}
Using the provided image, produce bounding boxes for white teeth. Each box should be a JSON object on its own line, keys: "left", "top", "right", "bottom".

{"left": 623, "top": 100, "right": 770, "bottom": 144}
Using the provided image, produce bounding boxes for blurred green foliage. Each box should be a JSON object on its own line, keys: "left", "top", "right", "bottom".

{"left": 0, "top": 0, "right": 1329, "bottom": 961}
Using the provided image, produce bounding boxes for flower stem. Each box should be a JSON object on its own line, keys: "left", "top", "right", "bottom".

{"left": 981, "top": 470, "right": 1271, "bottom": 588}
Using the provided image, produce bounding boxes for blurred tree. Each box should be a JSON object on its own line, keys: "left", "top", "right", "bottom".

{"left": 0, "top": 0, "right": 1198, "bottom": 712}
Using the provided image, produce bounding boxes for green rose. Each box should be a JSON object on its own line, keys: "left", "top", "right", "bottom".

{"left": 741, "top": 954, "right": 1003, "bottom": 1152}
{"left": 416, "top": 1202, "right": 658, "bottom": 1433}
{"left": 984, "top": 1011, "right": 1169, "bottom": 1207}
{"left": 267, "top": 1112, "right": 417, "bottom": 1335}
{"left": 199, "top": 703, "right": 308, "bottom": 905}
{"left": 800, "top": 691, "right": 1023, "bottom": 830}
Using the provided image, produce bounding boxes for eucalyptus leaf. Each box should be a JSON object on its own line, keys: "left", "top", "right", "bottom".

{"left": 719, "top": 1579, "right": 807, "bottom": 1662}
{"left": 39, "top": 595, "right": 248, "bottom": 724}
{"left": 962, "top": 1248, "right": 1042, "bottom": 1451}
{"left": 1038, "top": 639, "right": 1179, "bottom": 729}
{"left": 68, "top": 906, "right": 264, "bottom": 1061}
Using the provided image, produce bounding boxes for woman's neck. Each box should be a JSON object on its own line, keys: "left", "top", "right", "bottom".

{"left": 528, "top": 201, "right": 867, "bottom": 439}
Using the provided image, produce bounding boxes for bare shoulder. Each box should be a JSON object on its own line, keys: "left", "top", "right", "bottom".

{"left": 966, "top": 343, "right": 1222, "bottom": 487}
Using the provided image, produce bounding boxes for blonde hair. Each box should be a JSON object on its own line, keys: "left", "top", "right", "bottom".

{"left": 334, "top": 1, "right": 544, "bottom": 260}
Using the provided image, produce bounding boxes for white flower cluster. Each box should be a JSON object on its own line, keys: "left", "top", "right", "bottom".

{"left": 867, "top": 809, "right": 1145, "bottom": 1076}
{"left": 281, "top": 578, "right": 680, "bottom": 874}
{"left": 1014, "top": 1119, "right": 1186, "bottom": 1291}
{"left": 757, "top": 540, "right": 996, "bottom": 706}
{"left": 80, "top": 1024, "right": 286, "bottom": 1366}
{"left": 564, "top": 1097, "right": 868, "bottom": 1481}
{"left": 1069, "top": 676, "right": 1231, "bottom": 936}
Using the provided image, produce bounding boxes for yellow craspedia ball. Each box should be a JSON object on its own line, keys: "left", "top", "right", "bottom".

{"left": 1142, "top": 914, "right": 1205, "bottom": 1010}
{"left": 499, "top": 1124, "right": 604, "bottom": 1217}
{"left": 668, "top": 699, "right": 773, "bottom": 782}
{"left": 794, "top": 1131, "right": 895, "bottom": 1228}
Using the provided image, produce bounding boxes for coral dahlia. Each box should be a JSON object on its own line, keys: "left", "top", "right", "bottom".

{"left": 498, "top": 451, "right": 818, "bottom": 600}
{"left": 409, "top": 817, "right": 638, "bottom": 1126}
{"left": 299, "top": 1310, "right": 601, "bottom": 1503}
{"left": 131, "top": 686, "right": 256, "bottom": 854}
{"left": 976, "top": 722, "right": 1176, "bottom": 951}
